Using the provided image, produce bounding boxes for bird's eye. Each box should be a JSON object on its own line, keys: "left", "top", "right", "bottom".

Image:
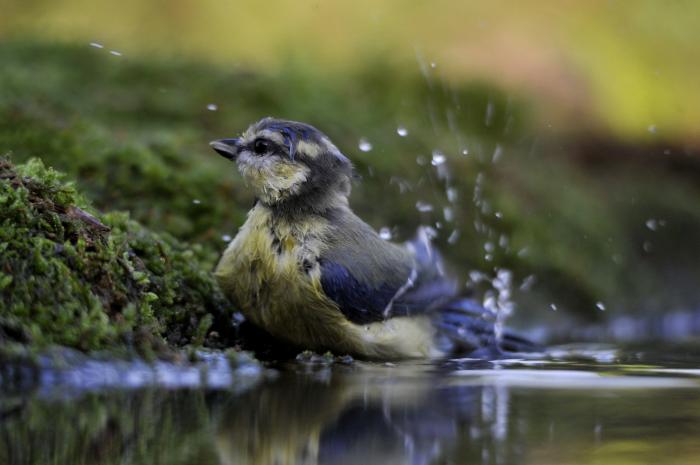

{"left": 253, "top": 139, "right": 272, "bottom": 155}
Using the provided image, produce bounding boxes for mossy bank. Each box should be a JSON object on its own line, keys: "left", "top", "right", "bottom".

{"left": 0, "top": 157, "right": 234, "bottom": 356}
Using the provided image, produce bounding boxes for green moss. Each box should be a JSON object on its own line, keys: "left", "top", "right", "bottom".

{"left": 0, "top": 157, "right": 233, "bottom": 354}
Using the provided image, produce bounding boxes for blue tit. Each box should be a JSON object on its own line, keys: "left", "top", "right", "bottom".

{"left": 210, "top": 118, "right": 533, "bottom": 360}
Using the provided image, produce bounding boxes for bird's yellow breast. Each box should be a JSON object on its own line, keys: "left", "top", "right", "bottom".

{"left": 215, "top": 205, "right": 440, "bottom": 359}
{"left": 215, "top": 205, "right": 342, "bottom": 345}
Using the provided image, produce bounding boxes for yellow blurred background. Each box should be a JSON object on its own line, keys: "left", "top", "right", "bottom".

{"left": 3, "top": 0, "right": 699, "bottom": 141}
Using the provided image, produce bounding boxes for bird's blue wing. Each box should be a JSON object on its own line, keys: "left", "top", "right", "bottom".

{"left": 318, "top": 258, "right": 457, "bottom": 326}
{"left": 319, "top": 260, "right": 397, "bottom": 324}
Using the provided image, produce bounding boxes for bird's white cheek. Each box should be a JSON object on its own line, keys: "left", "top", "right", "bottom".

{"left": 237, "top": 154, "right": 309, "bottom": 203}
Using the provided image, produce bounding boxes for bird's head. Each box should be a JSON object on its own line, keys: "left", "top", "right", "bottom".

{"left": 210, "top": 118, "right": 353, "bottom": 210}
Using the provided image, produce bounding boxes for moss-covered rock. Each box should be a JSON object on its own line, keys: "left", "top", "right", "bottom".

{"left": 0, "top": 157, "right": 233, "bottom": 355}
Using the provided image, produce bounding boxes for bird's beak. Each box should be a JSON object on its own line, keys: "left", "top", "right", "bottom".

{"left": 209, "top": 138, "right": 240, "bottom": 161}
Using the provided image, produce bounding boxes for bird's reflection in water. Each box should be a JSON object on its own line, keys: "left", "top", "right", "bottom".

{"left": 214, "top": 362, "right": 514, "bottom": 465}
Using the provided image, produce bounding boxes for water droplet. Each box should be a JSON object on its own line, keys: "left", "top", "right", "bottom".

{"left": 483, "top": 295, "right": 497, "bottom": 312}
{"left": 643, "top": 241, "right": 653, "bottom": 252}
{"left": 430, "top": 62, "right": 437, "bottom": 69}
{"left": 468, "top": 271, "right": 487, "bottom": 284}
{"left": 461, "top": 149, "right": 469, "bottom": 156}
{"left": 492, "top": 144, "right": 503, "bottom": 163}
{"left": 484, "top": 242, "right": 495, "bottom": 253}
{"left": 415, "top": 201, "right": 433, "bottom": 212}
{"left": 206, "top": 103, "right": 218, "bottom": 111}
{"left": 221, "top": 234, "right": 232, "bottom": 242}
{"left": 550, "top": 303, "right": 558, "bottom": 311}
{"left": 379, "top": 227, "right": 392, "bottom": 240}
{"left": 520, "top": 275, "right": 536, "bottom": 291}
{"left": 447, "top": 230, "right": 459, "bottom": 244}
{"left": 89, "top": 42, "right": 104, "bottom": 49}
{"left": 484, "top": 253, "right": 493, "bottom": 262}
{"left": 192, "top": 199, "right": 201, "bottom": 205}
{"left": 596, "top": 302, "right": 606, "bottom": 311}
{"left": 416, "top": 155, "right": 427, "bottom": 166}
{"left": 358, "top": 138, "right": 373, "bottom": 152}
{"left": 109, "top": 50, "right": 122, "bottom": 56}
{"left": 517, "top": 247, "right": 529, "bottom": 257}
{"left": 431, "top": 150, "right": 446, "bottom": 166}
{"left": 494, "top": 211, "right": 503, "bottom": 219}
{"left": 396, "top": 126, "right": 408, "bottom": 137}
{"left": 443, "top": 206, "right": 454, "bottom": 222}
{"left": 446, "top": 187, "right": 458, "bottom": 203}
{"left": 485, "top": 101, "right": 495, "bottom": 127}
{"left": 423, "top": 226, "right": 438, "bottom": 239}
{"left": 645, "top": 219, "right": 658, "bottom": 231}
{"left": 647, "top": 124, "right": 657, "bottom": 134}
{"left": 389, "top": 176, "right": 413, "bottom": 193}
{"left": 494, "top": 269, "right": 512, "bottom": 288}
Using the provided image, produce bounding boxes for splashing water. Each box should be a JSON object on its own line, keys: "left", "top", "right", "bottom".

{"left": 645, "top": 218, "right": 664, "bottom": 231}
{"left": 519, "top": 275, "right": 535, "bottom": 291}
{"left": 447, "top": 230, "right": 459, "bottom": 244}
{"left": 490, "top": 269, "right": 515, "bottom": 346}
{"left": 484, "top": 100, "right": 495, "bottom": 127}
{"left": 431, "top": 150, "right": 446, "bottom": 166}
{"left": 443, "top": 206, "right": 454, "bottom": 222}
{"left": 407, "top": 51, "right": 521, "bottom": 349}
{"left": 416, "top": 201, "right": 434, "bottom": 213}
{"left": 446, "top": 187, "right": 458, "bottom": 203}
{"left": 358, "top": 138, "right": 373, "bottom": 152}
{"left": 396, "top": 126, "right": 408, "bottom": 137}
{"left": 492, "top": 144, "right": 503, "bottom": 163}
{"left": 379, "top": 227, "right": 392, "bottom": 240}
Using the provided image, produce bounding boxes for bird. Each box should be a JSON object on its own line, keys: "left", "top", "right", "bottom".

{"left": 210, "top": 117, "right": 534, "bottom": 360}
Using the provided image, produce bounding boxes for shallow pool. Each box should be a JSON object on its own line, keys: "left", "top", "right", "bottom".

{"left": 2, "top": 345, "right": 700, "bottom": 465}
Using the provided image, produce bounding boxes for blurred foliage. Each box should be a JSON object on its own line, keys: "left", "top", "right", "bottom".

{"left": 2, "top": 0, "right": 700, "bottom": 140}
{"left": 1, "top": 40, "right": 700, "bottom": 336}
{"left": 0, "top": 156, "right": 233, "bottom": 355}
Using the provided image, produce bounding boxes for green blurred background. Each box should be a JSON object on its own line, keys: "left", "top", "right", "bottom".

{"left": 2, "top": 0, "right": 700, "bottom": 339}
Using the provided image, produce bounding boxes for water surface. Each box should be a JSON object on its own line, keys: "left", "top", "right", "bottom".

{"left": 2, "top": 346, "right": 700, "bottom": 465}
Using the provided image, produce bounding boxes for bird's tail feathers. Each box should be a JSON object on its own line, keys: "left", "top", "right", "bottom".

{"left": 434, "top": 298, "right": 540, "bottom": 356}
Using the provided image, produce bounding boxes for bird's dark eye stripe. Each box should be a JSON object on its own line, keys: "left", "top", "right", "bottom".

{"left": 250, "top": 138, "right": 277, "bottom": 155}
